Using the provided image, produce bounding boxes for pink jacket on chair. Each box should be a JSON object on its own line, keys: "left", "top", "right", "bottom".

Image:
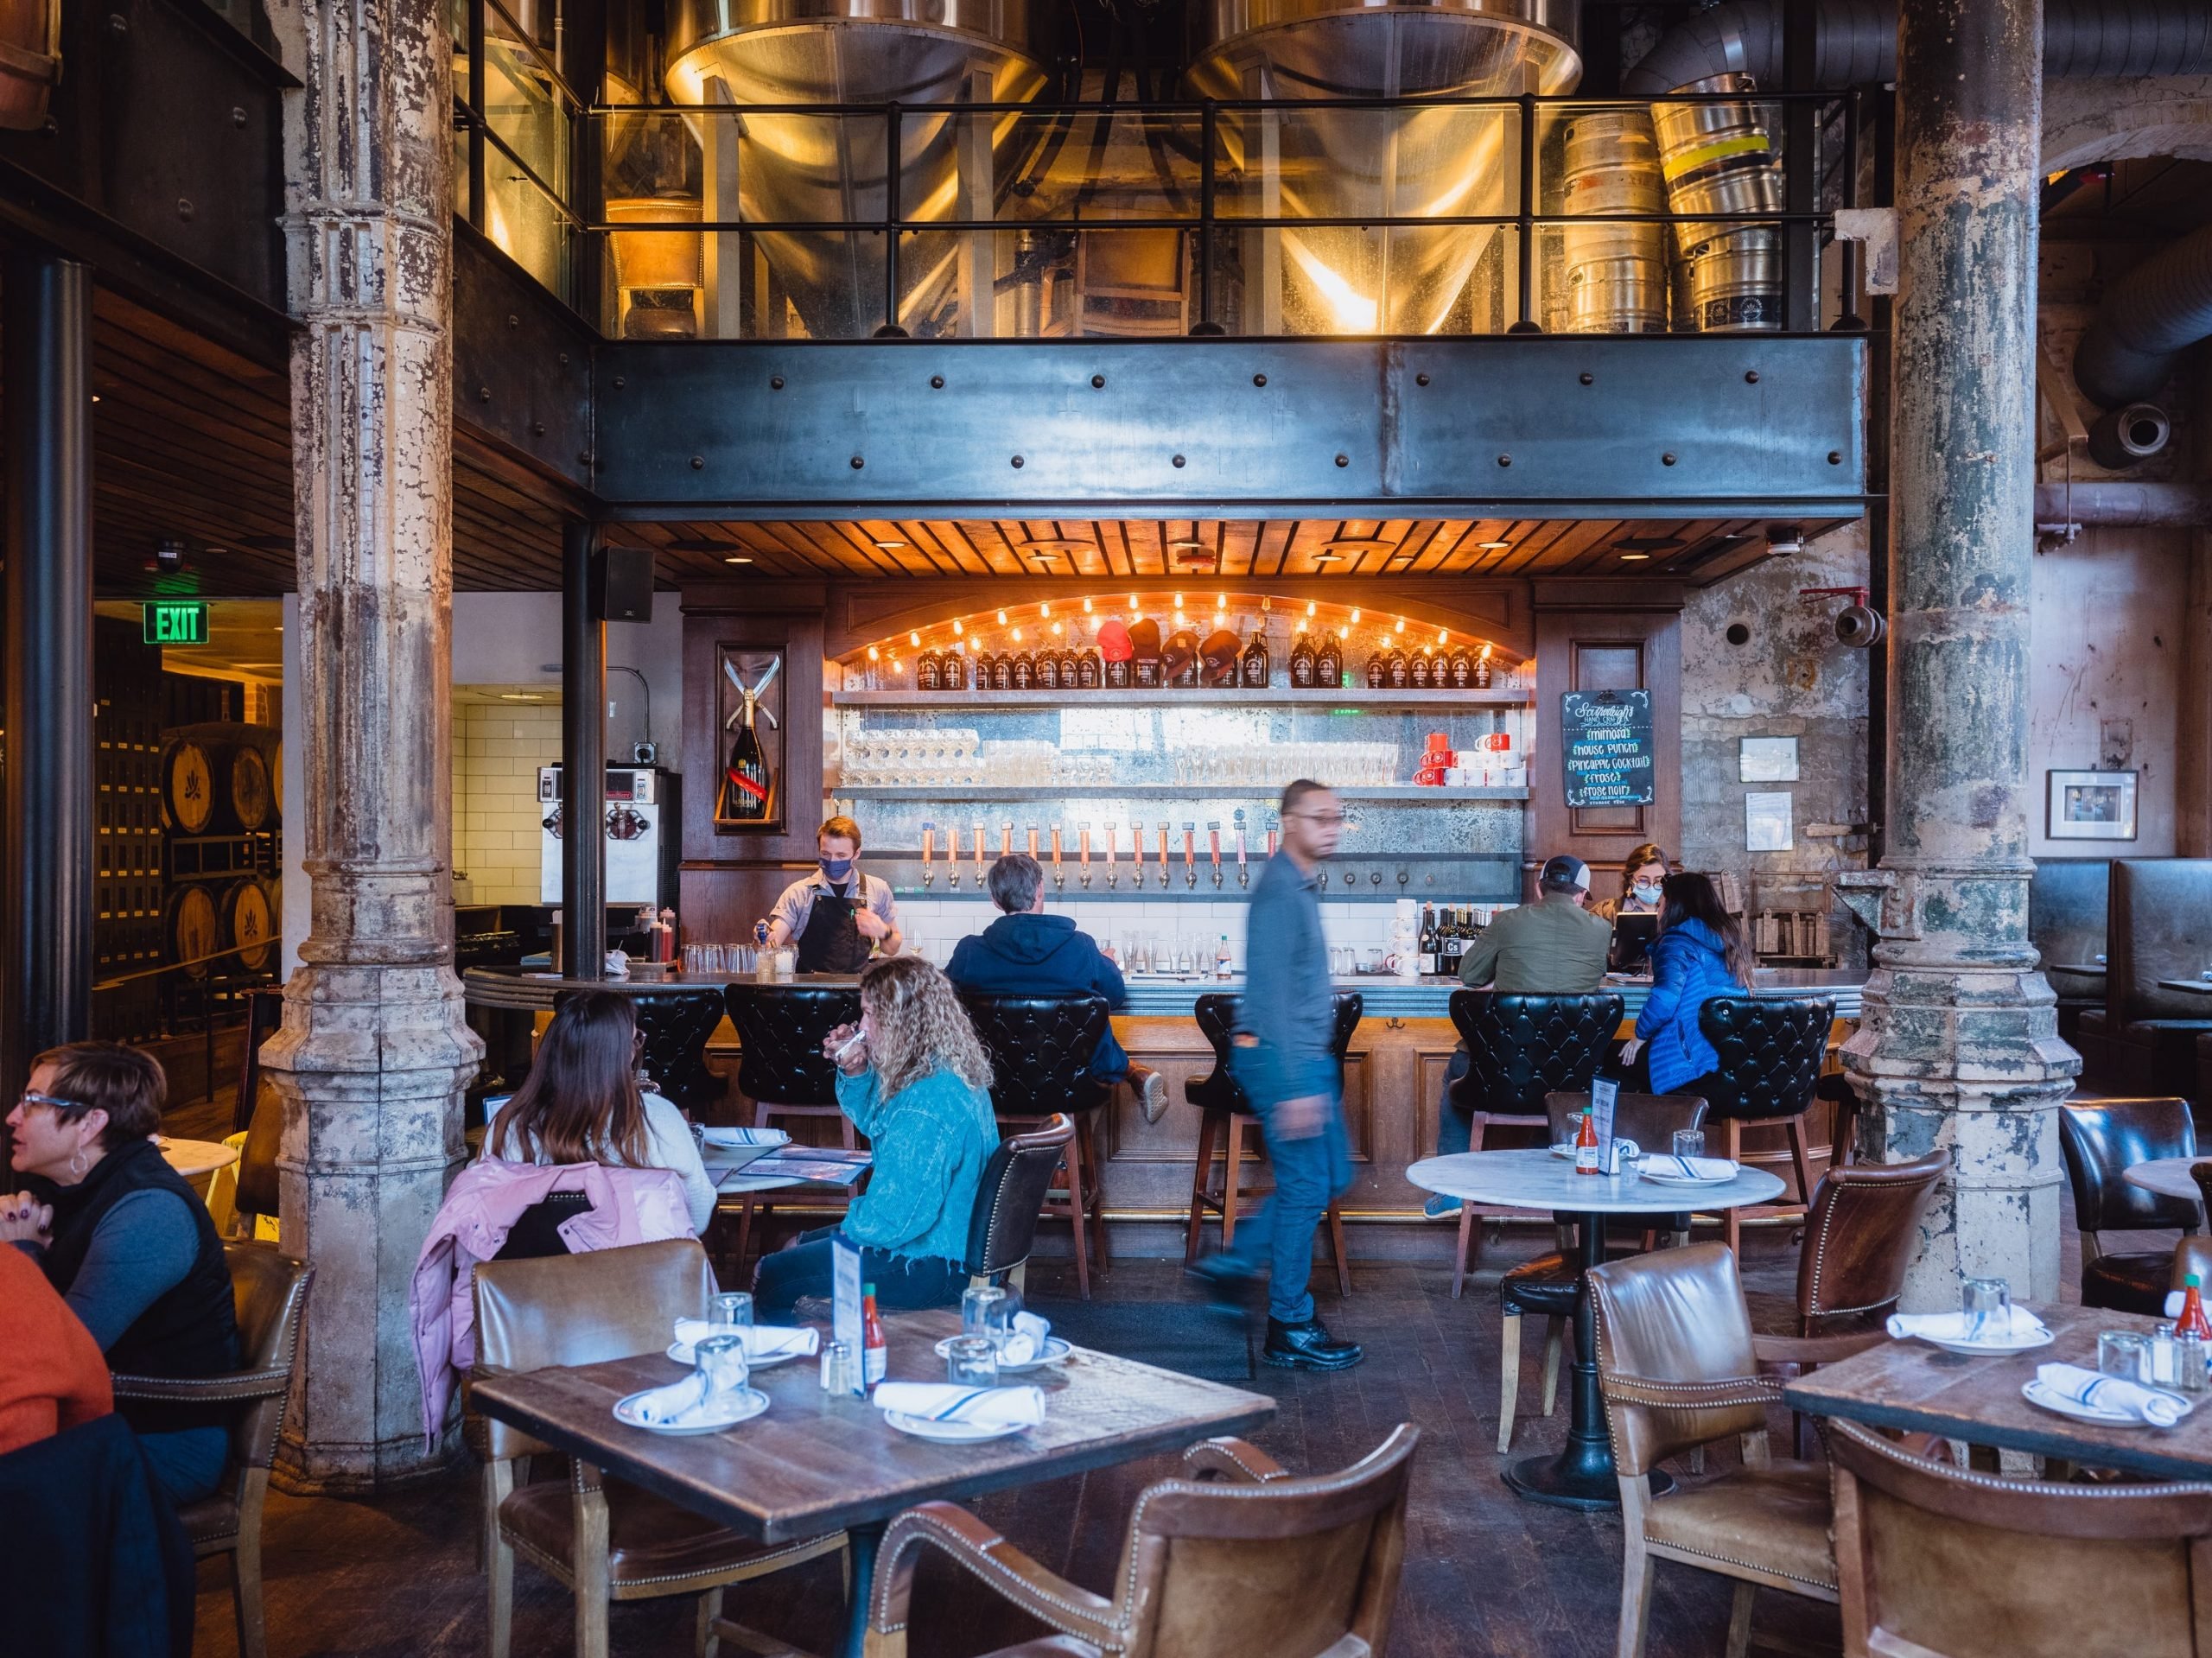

{"left": 410, "top": 1159, "right": 696, "bottom": 1445}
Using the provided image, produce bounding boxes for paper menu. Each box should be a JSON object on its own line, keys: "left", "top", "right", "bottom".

{"left": 832, "top": 1239, "right": 866, "bottom": 1395}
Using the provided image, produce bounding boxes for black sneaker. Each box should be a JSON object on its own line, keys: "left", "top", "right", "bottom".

{"left": 1185, "top": 1255, "right": 1263, "bottom": 1317}
{"left": 1262, "top": 1318, "right": 1364, "bottom": 1372}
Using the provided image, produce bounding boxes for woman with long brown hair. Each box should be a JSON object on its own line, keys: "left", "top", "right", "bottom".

{"left": 1617, "top": 872, "right": 1755, "bottom": 1097}
{"left": 754, "top": 955, "right": 998, "bottom": 1315}
{"left": 485, "top": 990, "right": 715, "bottom": 1234}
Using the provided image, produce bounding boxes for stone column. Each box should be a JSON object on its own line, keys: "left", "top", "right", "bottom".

{"left": 1841, "top": 0, "right": 2076, "bottom": 1308}
{"left": 262, "top": 0, "right": 482, "bottom": 1489}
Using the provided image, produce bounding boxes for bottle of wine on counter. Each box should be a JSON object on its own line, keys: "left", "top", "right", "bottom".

{"left": 1241, "top": 627, "right": 1270, "bottom": 688}
{"left": 1364, "top": 650, "right": 1387, "bottom": 689}
{"left": 1079, "top": 647, "right": 1104, "bottom": 689}
{"left": 1034, "top": 650, "right": 1059, "bottom": 691}
{"left": 1448, "top": 643, "right": 1474, "bottom": 689}
{"left": 1314, "top": 633, "right": 1342, "bottom": 689}
{"left": 1289, "top": 631, "right": 1316, "bottom": 688}
{"left": 1418, "top": 906, "right": 1438, "bottom": 975}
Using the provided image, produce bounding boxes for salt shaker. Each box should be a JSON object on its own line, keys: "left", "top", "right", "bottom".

{"left": 819, "top": 1338, "right": 853, "bottom": 1394}
{"left": 2151, "top": 1324, "right": 2182, "bottom": 1388}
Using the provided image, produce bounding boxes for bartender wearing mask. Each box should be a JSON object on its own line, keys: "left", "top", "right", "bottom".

{"left": 1590, "top": 842, "right": 1669, "bottom": 973}
{"left": 766, "top": 816, "right": 904, "bottom": 973}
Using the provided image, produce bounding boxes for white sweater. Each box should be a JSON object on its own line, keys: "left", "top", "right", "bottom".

{"left": 483, "top": 1091, "right": 717, "bottom": 1234}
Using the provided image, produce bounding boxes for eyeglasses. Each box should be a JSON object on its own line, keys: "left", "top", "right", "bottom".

{"left": 16, "top": 1090, "right": 88, "bottom": 1117}
{"left": 1288, "top": 810, "right": 1346, "bottom": 826}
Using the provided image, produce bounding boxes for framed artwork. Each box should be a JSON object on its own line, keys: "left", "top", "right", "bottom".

{"left": 1738, "top": 736, "right": 1800, "bottom": 782}
{"left": 715, "top": 645, "right": 786, "bottom": 833}
{"left": 1745, "top": 791, "right": 1795, "bottom": 853}
{"left": 2047, "top": 769, "right": 2137, "bottom": 841}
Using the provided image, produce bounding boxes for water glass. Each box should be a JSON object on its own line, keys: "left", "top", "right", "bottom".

{"left": 2099, "top": 1331, "right": 2152, "bottom": 1382}
{"left": 1671, "top": 1129, "right": 1705, "bottom": 1162}
{"left": 945, "top": 1336, "right": 999, "bottom": 1388}
{"left": 1961, "top": 1277, "right": 2012, "bottom": 1341}
{"left": 710, "top": 1291, "right": 753, "bottom": 1337}
{"left": 694, "top": 1332, "right": 749, "bottom": 1401}
{"left": 961, "top": 1285, "right": 1007, "bottom": 1344}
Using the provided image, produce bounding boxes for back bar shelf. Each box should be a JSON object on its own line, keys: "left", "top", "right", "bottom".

{"left": 837, "top": 784, "right": 1530, "bottom": 801}
{"left": 831, "top": 689, "right": 1533, "bottom": 709}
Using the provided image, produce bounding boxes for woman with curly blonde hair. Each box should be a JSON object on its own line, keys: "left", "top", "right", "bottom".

{"left": 754, "top": 956, "right": 999, "bottom": 1314}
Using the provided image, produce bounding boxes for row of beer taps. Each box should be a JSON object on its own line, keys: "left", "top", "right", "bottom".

{"left": 918, "top": 810, "right": 1277, "bottom": 892}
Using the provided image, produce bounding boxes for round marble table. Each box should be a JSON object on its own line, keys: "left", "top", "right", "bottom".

{"left": 1408, "top": 1148, "right": 1785, "bottom": 1511}
{"left": 2123, "top": 1155, "right": 2209, "bottom": 1209}
{"left": 157, "top": 1135, "right": 239, "bottom": 1183}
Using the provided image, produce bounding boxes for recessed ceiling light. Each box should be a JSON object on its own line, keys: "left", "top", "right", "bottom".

{"left": 1619, "top": 551, "right": 1651, "bottom": 562}
{"left": 1478, "top": 540, "right": 1511, "bottom": 550}
{"left": 1167, "top": 539, "right": 1207, "bottom": 551}
{"left": 874, "top": 538, "right": 907, "bottom": 549}
{"left": 499, "top": 692, "right": 543, "bottom": 702}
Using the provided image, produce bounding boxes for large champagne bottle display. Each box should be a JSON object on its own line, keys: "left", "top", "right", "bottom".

{"left": 718, "top": 656, "right": 781, "bottom": 824}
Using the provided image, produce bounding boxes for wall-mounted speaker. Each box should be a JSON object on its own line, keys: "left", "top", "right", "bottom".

{"left": 594, "top": 543, "right": 655, "bottom": 623}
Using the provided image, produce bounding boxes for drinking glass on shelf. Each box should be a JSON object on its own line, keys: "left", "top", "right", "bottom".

{"left": 1961, "top": 1277, "right": 2011, "bottom": 1342}
{"left": 944, "top": 1336, "right": 999, "bottom": 1388}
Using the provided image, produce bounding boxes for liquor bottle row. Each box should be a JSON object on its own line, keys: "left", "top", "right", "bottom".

{"left": 1415, "top": 903, "right": 1510, "bottom": 977}
{"left": 911, "top": 619, "right": 1497, "bottom": 692}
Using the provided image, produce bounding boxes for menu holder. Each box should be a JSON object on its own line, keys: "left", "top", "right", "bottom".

{"left": 1590, "top": 1076, "right": 1624, "bottom": 1174}
{"left": 832, "top": 1239, "right": 866, "bottom": 1396}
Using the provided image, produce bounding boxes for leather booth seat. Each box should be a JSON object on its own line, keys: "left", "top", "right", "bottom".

{"left": 2029, "top": 857, "right": 2111, "bottom": 1052}
{"left": 2085, "top": 860, "right": 2212, "bottom": 1107}
{"left": 2056, "top": 1097, "right": 2201, "bottom": 1315}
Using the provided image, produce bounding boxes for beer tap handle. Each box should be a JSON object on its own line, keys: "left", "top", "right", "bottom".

{"left": 1183, "top": 823, "right": 1198, "bottom": 889}
{"left": 1049, "top": 825, "right": 1064, "bottom": 890}
{"left": 973, "top": 824, "right": 988, "bottom": 885}
{"left": 1078, "top": 822, "right": 1091, "bottom": 889}
{"left": 1027, "top": 824, "right": 1040, "bottom": 861}
{"left": 1001, "top": 822, "right": 1014, "bottom": 861}
{"left": 921, "top": 823, "right": 935, "bottom": 889}
{"left": 1105, "top": 823, "right": 1118, "bottom": 888}
{"left": 1207, "top": 823, "right": 1222, "bottom": 888}
{"left": 1158, "top": 823, "right": 1173, "bottom": 888}
{"left": 1233, "top": 808, "right": 1249, "bottom": 887}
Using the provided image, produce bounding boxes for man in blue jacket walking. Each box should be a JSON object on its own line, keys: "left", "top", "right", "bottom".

{"left": 947, "top": 854, "right": 1167, "bottom": 1121}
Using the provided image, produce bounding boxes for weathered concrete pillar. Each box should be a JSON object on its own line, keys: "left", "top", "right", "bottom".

{"left": 261, "top": 0, "right": 482, "bottom": 1489}
{"left": 1841, "top": 0, "right": 2076, "bottom": 1308}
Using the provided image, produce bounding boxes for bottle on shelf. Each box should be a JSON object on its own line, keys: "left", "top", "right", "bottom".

{"left": 1289, "top": 631, "right": 1317, "bottom": 689}
{"left": 1418, "top": 906, "right": 1438, "bottom": 975}
{"left": 1241, "top": 627, "right": 1270, "bottom": 689}
{"left": 1011, "top": 650, "right": 1037, "bottom": 691}
{"left": 990, "top": 652, "right": 1014, "bottom": 692}
{"left": 943, "top": 648, "right": 969, "bottom": 690}
{"left": 1385, "top": 646, "right": 1411, "bottom": 690}
{"left": 861, "top": 1284, "right": 887, "bottom": 1388}
{"left": 1472, "top": 645, "right": 1494, "bottom": 689}
{"left": 1215, "top": 934, "right": 1234, "bottom": 978}
{"left": 1448, "top": 642, "right": 1474, "bottom": 689}
{"left": 1409, "top": 651, "right": 1433, "bottom": 691}
{"left": 915, "top": 647, "right": 942, "bottom": 691}
{"left": 1314, "top": 633, "right": 1342, "bottom": 689}
{"left": 1034, "top": 650, "right": 1059, "bottom": 692}
{"left": 1079, "top": 647, "right": 1104, "bottom": 689}
{"left": 1574, "top": 1108, "right": 1601, "bottom": 1175}
{"left": 1364, "top": 649, "right": 1387, "bottom": 689}
{"left": 1058, "top": 643, "right": 1081, "bottom": 687}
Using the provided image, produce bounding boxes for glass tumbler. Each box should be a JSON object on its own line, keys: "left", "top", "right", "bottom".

{"left": 2099, "top": 1331, "right": 2152, "bottom": 1382}
{"left": 962, "top": 1285, "right": 1007, "bottom": 1344}
{"left": 1671, "top": 1129, "right": 1706, "bottom": 1163}
{"left": 1961, "top": 1277, "right": 2012, "bottom": 1342}
{"left": 711, "top": 1291, "right": 753, "bottom": 1338}
{"left": 694, "top": 1332, "right": 750, "bottom": 1402}
{"left": 944, "top": 1336, "right": 999, "bottom": 1388}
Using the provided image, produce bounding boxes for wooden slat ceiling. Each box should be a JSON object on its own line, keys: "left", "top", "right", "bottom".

{"left": 5, "top": 289, "right": 1846, "bottom": 596}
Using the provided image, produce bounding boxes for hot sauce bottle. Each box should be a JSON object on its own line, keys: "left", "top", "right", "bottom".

{"left": 861, "top": 1285, "right": 887, "bottom": 1388}
{"left": 1574, "top": 1109, "right": 1601, "bottom": 1176}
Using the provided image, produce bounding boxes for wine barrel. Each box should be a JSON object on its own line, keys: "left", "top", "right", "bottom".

{"left": 162, "top": 740, "right": 217, "bottom": 834}
{"left": 163, "top": 886, "right": 219, "bottom": 977}
{"left": 162, "top": 735, "right": 274, "bottom": 834}
{"left": 219, "top": 879, "right": 275, "bottom": 972}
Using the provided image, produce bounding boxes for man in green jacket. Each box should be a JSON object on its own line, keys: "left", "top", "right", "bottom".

{"left": 1426, "top": 854, "right": 1614, "bottom": 1217}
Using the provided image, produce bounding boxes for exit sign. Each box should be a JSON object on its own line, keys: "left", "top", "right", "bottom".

{"left": 143, "top": 601, "right": 209, "bottom": 645}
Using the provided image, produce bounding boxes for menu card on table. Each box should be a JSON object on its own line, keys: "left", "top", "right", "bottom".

{"left": 832, "top": 1239, "right": 866, "bottom": 1395}
{"left": 1591, "top": 1077, "right": 1622, "bottom": 1173}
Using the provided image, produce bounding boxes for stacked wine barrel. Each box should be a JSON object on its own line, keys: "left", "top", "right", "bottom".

{"left": 159, "top": 721, "right": 283, "bottom": 979}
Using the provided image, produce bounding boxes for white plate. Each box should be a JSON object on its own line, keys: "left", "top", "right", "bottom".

{"left": 1637, "top": 1164, "right": 1739, "bottom": 1186}
{"left": 665, "top": 1340, "right": 809, "bottom": 1369}
{"left": 884, "top": 1409, "right": 1029, "bottom": 1443}
{"left": 2021, "top": 1378, "right": 2147, "bottom": 1426}
{"left": 1921, "top": 1329, "right": 2056, "bottom": 1357}
{"left": 613, "top": 1385, "right": 769, "bottom": 1435}
{"left": 932, "top": 1335, "right": 1072, "bottom": 1374}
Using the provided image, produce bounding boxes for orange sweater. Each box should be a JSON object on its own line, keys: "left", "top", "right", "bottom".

{"left": 0, "top": 1244, "right": 113, "bottom": 1457}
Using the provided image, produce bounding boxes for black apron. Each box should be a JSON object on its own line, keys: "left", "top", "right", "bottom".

{"left": 796, "top": 880, "right": 874, "bottom": 973}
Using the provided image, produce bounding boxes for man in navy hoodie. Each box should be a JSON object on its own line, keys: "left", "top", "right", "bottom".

{"left": 948, "top": 854, "right": 1167, "bottom": 1121}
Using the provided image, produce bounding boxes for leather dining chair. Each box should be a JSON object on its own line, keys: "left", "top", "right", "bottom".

{"left": 1827, "top": 1415, "right": 2212, "bottom": 1658}
{"left": 622, "top": 988, "right": 733, "bottom": 1114}
{"left": 1492, "top": 1090, "right": 1709, "bottom": 1454}
{"left": 1183, "top": 990, "right": 1362, "bottom": 1298}
{"left": 721, "top": 982, "right": 865, "bottom": 1270}
{"left": 958, "top": 993, "right": 1112, "bottom": 1299}
{"left": 1694, "top": 995, "right": 1837, "bottom": 1259}
{"left": 111, "top": 1244, "right": 313, "bottom": 1658}
{"left": 1587, "top": 1242, "right": 1839, "bottom": 1658}
{"left": 1445, "top": 988, "right": 1624, "bottom": 1296}
{"left": 962, "top": 1114, "right": 1076, "bottom": 1289}
{"left": 861, "top": 1425, "right": 1420, "bottom": 1658}
{"left": 2056, "top": 1096, "right": 2201, "bottom": 1314}
{"left": 471, "top": 1238, "right": 845, "bottom": 1658}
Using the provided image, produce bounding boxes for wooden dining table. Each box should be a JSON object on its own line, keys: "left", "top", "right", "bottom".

{"left": 468, "top": 1307, "right": 1277, "bottom": 1658}
{"left": 1783, "top": 1302, "right": 2212, "bottom": 1482}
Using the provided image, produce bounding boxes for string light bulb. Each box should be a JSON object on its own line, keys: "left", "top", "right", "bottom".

{"left": 908, "top": 631, "right": 920, "bottom": 646}
{"left": 997, "top": 609, "right": 1008, "bottom": 625}
{"left": 1051, "top": 621, "right": 1064, "bottom": 636}
{"left": 891, "top": 657, "right": 903, "bottom": 673}
{"left": 1173, "top": 593, "right": 1184, "bottom": 608}
{"left": 1039, "top": 601, "right": 1051, "bottom": 618}
{"left": 952, "top": 618, "right": 964, "bottom": 636}
{"left": 1217, "top": 592, "right": 1228, "bottom": 608}
{"left": 1082, "top": 596, "right": 1094, "bottom": 613}
{"left": 1480, "top": 643, "right": 1492, "bottom": 659}
{"left": 1128, "top": 594, "right": 1140, "bottom": 612}
{"left": 1337, "top": 626, "right": 1349, "bottom": 640}
{"left": 1011, "top": 626, "right": 1024, "bottom": 642}
{"left": 1438, "top": 628, "right": 1448, "bottom": 645}
{"left": 1306, "top": 600, "right": 1317, "bottom": 619}
{"left": 1351, "top": 607, "right": 1361, "bottom": 624}
{"left": 867, "top": 645, "right": 880, "bottom": 661}
{"left": 1174, "top": 610, "right": 1186, "bottom": 626}
{"left": 1395, "top": 618, "right": 1406, "bottom": 634}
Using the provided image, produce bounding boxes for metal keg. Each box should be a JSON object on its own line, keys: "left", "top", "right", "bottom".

{"left": 1651, "top": 74, "right": 1781, "bottom": 332}
{"left": 1558, "top": 107, "right": 1668, "bottom": 334}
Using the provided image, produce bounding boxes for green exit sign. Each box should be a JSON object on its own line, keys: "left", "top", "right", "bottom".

{"left": 143, "top": 600, "right": 209, "bottom": 645}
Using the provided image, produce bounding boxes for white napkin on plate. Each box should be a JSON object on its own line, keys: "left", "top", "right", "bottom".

{"left": 1642, "top": 1154, "right": 1736, "bottom": 1182}
{"left": 625, "top": 1373, "right": 714, "bottom": 1427}
{"left": 2035, "top": 1362, "right": 2190, "bottom": 1427}
{"left": 996, "top": 1312, "right": 1052, "bottom": 1365}
{"left": 872, "top": 1382, "right": 1046, "bottom": 1427}
{"left": 701, "top": 1126, "right": 790, "bottom": 1150}
{"left": 1887, "top": 1306, "right": 2050, "bottom": 1344}
{"left": 672, "top": 1320, "right": 820, "bottom": 1361}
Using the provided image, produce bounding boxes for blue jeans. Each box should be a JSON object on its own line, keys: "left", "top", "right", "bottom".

{"left": 752, "top": 1225, "right": 966, "bottom": 1317}
{"left": 1435, "top": 1046, "right": 1474, "bottom": 1155}
{"left": 1218, "top": 1045, "right": 1352, "bottom": 1325}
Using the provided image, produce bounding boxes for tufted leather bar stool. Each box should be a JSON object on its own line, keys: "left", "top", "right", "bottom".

{"left": 1492, "top": 1091, "right": 1709, "bottom": 1454}
{"left": 1693, "top": 995, "right": 1836, "bottom": 1260}
{"left": 2056, "top": 1096, "right": 2201, "bottom": 1313}
{"left": 624, "top": 988, "right": 731, "bottom": 1114}
{"left": 721, "top": 982, "right": 865, "bottom": 1271}
{"left": 1444, "top": 989, "right": 1624, "bottom": 1298}
{"left": 963, "top": 1115, "right": 1077, "bottom": 1287}
{"left": 958, "top": 994, "right": 1112, "bottom": 1299}
{"left": 1181, "top": 991, "right": 1362, "bottom": 1298}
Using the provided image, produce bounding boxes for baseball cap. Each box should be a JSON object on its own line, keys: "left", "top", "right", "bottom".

{"left": 1541, "top": 854, "right": 1592, "bottom": 893}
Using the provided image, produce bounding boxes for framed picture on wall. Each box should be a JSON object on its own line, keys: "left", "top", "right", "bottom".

{"left": 2046, "top": 769, "right": 2137, "bottom": 841}
{"left": 715, "top": 645, "right": 786, "bottom": 834}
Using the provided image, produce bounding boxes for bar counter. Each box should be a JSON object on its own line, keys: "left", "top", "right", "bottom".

{"left": 461, "top": 965, "right": 1866, "bottom": 1250}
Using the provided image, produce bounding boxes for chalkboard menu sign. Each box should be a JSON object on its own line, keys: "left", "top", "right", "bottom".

{"left": 1561, "top": 689, "right": 1656, "bottom": 808}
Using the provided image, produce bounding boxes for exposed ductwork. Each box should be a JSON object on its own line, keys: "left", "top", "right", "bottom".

{"left": 2072, "top": 226, "right": 2212, "bottom": 407}
{"left": 2033, "top": 480, "right": 2212, "bottom": 530}
{"left": 1624, "top": 1, "right": 2212, "bottom": 95}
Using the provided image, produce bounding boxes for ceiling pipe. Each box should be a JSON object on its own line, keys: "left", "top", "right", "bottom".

{"left": 2073, "top": 224, "right": 2212, "bottom": 406}
{"left": 1624, "top": 0, "right": 2212, "bottom": 94}
{"left": 2033, "top": 480, "right": 2212, "bottom": 530}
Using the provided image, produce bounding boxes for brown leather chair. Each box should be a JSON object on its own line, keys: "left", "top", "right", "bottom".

{"left": 1493, "top": 1091, "right": 1708, "bottom": 1455}
{"left": 471, "top": 1239, "right": 844, "bottom": 1658}
{"left": 861, "top": 1425, "right": 1419, "bottom": 1658}
{"left": 1827, "top": 1415, "right": 2212, "bottom": 1657}
{"left": 111, "top": 1243, "right": 312, "bottom": 1658}
{"left": 1587, "top": 1242, "right": 1838, "bottom": 1658}
{"left": 2056, "top": 1096, "right": 2201, "bottom": 1313}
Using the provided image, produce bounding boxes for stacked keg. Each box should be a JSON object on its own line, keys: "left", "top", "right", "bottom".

{"left": 1557, "top": 107, "right": 1669, "bottom": 334}
{"left": 1651, "top": 75, "right": 1782, "bottom": 332}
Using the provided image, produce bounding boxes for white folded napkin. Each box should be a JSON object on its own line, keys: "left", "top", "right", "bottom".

{"left": 671, "top": 1320, "right": 820, "bottom": 1361}
{"left": 996, "top": 1312, "right": 1052, "bottom": 1365}
{"left": 701, "top": 1126, "right": 791, "bottom": 1150}
{"left": 2035, "top": 1362, "right": 2190, "bottom": 1427}
{"left": 1887, "top": 1305, "right": 2050, "bottom": 1344}
{"left": 626, "top": 1373, "right": 714, "bottom": 1426}
{"left": 872, "top": 1382, "right": 1046, "bottom": 1428}
{"left": 1642, "top": 1154, "right": 1737, "bottom": 1181}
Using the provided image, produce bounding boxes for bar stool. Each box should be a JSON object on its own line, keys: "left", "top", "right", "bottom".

{"left": 625, "top": 988, "right": 732, "bottom": 1114}
{"left": 1180, "top": 991, "right": 1361, "bottom": 1298}
{"left": 1445, "top": 989, "right": 1624, "bottom": 1298}
{"left": 957, "top": 994, "right": 1111, "bottom": 1299}
{"left": 720, "top": 982, "right": 864, "bottom": 1270}
{"left": 1694, "top": 994, "right": 1837, "bottom": 1258}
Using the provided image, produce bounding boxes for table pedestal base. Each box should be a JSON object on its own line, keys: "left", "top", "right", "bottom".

{"left": 1504, "top": 1450, "right": 1672, "bottom": 1510}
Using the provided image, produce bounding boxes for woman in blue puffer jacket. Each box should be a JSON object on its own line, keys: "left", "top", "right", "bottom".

{"left": 1620, "top": 872, "right": 1755, "bottom": 1096}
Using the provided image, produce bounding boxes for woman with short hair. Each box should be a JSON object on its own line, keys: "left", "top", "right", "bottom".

{"left": 754, "top": 955, "right": 998, "bottom": 1315}
{"left": 0, "top": 1041, "right": 240, "bottom": 1505}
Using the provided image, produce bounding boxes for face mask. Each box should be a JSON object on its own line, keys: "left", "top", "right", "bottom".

{"left": 821, "top": 857, "right": 854, "bottom": 883}
{"left": 1632, "top": 883, "right": 1663, "bottom": 907}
